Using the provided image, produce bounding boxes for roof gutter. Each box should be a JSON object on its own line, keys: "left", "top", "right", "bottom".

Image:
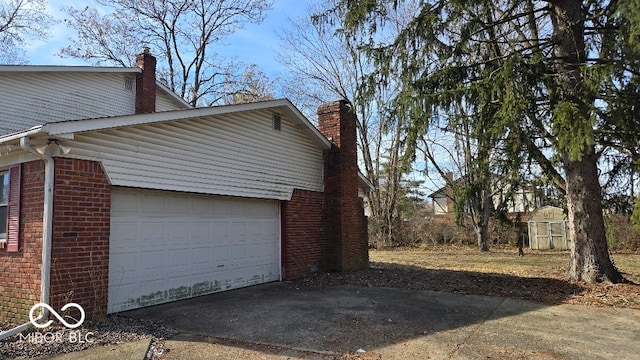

{"left": 0, "top": 137, "right": 54, "bottom": 340}
{"left": 0, "top": 126, "right": 45, "bottom": 145}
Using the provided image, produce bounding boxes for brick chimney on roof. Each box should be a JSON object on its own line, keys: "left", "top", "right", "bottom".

{"left": 317, "top": 100, "right": 369, "bottom": 272}
{"left": 135, "top": 47, "right": 156, "bottom": 114}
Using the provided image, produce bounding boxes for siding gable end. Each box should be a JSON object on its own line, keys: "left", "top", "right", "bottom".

{"left": 67, "top": 109, "right": 325, "bottom": 200}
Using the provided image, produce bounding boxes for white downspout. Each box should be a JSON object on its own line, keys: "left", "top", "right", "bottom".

{"left": 0, "top": 137, "right": 54, "bottom": 340}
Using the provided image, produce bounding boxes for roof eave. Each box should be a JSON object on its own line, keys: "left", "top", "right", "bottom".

{"left": 0, "top": 126, "right": 47, "bottom": 145}
{"left": 358, "top": 172, "right": 375, "bottom": 192}
{"left": 156, "top": 81, "right": 193, "bottom": 109}
{"left": 0, "top": 65, "right": 141, "bottom": 74}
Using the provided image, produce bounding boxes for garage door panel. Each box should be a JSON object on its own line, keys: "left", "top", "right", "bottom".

{"left": 230, "top": 199, "right": 250, "bottom": 216}
{"left": 110, "top": 222, "right": 138, "bottom": 249}
{"left": 137, "top": 280, "right": 166, "bottom": 306}
{"left": 140, "top": 249, "right": 167, "bottom": 271}
{"left": 109, "top": 188, "right": 280, "bottom": 313}
{"left": 142, "top": 192, "right": 166, "bottom": 213}
{"left": 111, "top": 191, "right": 138, "bottom": 212}
{"left": 191, "top": 222, "right": 212, "bottom": 243}
{"left": 108, "top": 282, "right": 139, "bottom": 309}
{"left": 212, "top": 246, "right": 230, "bottom": 265}
{"left": 259, "top": 243, "right": 278, "bottom": 260}
{"left": 167, "top": 285, "right": 190, "bottom": 301}
{"left": 191, "top": 279, "right": 215, "bottom": 296}
{"left": 248, "top": 200, "right": 277, "bottom": 216}
{"left": 248, "top": 221, "right": 263, "bottom": 237}
{"left": 191, "top": 197, "right": 212, "bottom": 214}
{"left": 168, "top": 248, "right": 191, "bottom": 268}
{"left": 212, "top": 221, "right": 229, "bottom": 238}
{"left": 191, "top": 247, "right": 213, "bottom": 267}
{"left": 168, "top": 222, "right": 190, "bottom": 241}
{"left": 263, "top": 220, "right": 278, "bottom": 236}
{"left": 172, "top": 196, "right": 191, "bottom": 214}
{"left": 109, "top": 252, "right": 138, "bottom": 273}
{"left": 212, "top": 199, "right": 230, "bottom": 216}
{"left": 231, "top": 221, "right": 247, "bottom": 239}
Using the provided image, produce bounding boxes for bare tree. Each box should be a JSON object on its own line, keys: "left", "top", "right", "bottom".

{"left": 222, "top": 64, "right": 277, "bottom": 104}
{"left": 0, "top": 0, "right": 52, "bottom": 63}
{"left": 277, "top": 1, "right": 422, "bottom": 247}
{"left": 61, "top": 0, "right": 273, "bottom": 106}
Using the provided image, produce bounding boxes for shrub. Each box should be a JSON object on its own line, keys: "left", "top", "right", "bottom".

{"left": 383, "top": 209, "right": 526, "bottom": 250}
{"left": 605, "top": 214, "right": 640, "bottom": 251}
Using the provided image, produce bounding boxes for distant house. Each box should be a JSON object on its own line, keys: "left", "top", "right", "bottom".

{"left": 0, "top": 49, "right": 371, "bottom": 326}
{"left": 430, "top": 186, "right": 454, "bottom": 217}
{"left": 428, "top": 172, "right": 539, "bottom": 221}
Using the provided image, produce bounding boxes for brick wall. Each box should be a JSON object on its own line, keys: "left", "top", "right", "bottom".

{"left": 0, "top": 161, "right": 45, "bottom": 324}
{"left": 317, "top": 100, "right": 369, "bottom": 272}
{"left": 281, "top": 189, "right": 324, "bottom": 279}
{"left": 49, "top": 158, "right": 110, "bottom": 319}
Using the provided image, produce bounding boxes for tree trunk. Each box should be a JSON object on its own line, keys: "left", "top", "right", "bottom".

{"left": 475, "top": 189, "right": 491, "bottom": 252}
{"left": 551, "top": 0, "right": 624, "bottom": 283}
{"left": 475, "top": 223, "right": 489, "bottom": 252}
{"left": 564, "top": 152, "right": 623, "bottom": 283}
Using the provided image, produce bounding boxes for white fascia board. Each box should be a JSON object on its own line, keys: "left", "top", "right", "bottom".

{"left": 0, "top": 65, "right": 140, "bottom": 74}
{"left": 358, "top": 172, "right": 375, "bottom": 192}
{"left": 45, "top": 98, "right": 332, "bottom": 150}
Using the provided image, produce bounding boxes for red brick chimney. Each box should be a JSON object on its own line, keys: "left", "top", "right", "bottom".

{"left": 135, "top": 47, "right": 156, "bottom": 114}
{"left": 317, "top": 100, "right": 369, "bottom": 272}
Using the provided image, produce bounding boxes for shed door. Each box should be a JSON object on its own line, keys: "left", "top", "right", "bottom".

{"left": 108, "top": 188, "right": 280, "bottom": 313}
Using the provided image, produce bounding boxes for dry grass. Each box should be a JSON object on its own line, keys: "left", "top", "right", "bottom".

{"left": 298, "top": 246, "right": 640, "bottom": 309}
{"left": 370, "top": 247, "right": 640, "bottom": 283}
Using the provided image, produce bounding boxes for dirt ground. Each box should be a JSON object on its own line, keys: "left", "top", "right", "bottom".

{"left": 296, "top": 247, "right": 640, "bottom": 309}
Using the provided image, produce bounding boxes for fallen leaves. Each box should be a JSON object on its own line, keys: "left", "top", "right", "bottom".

{"left": 295, "top": 248, "right": 640, "bottom": 309}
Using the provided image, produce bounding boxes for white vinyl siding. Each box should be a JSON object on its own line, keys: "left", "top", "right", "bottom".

{"left": 68, "top": 109, "right": 324, "bottom": 199}
{"left": 492, "top": 185, "right": 538, "bottom": 214}
{"left": 0, "top": 72, "right": 136, "bottom": 135}
{"left": 156, "top": 92, "right": 189, "bottom": 112}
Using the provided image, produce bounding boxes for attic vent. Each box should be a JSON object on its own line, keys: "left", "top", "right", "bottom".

{"left": 124, "top": 77, "right": 134, "bottom": 92}
{"left": 272, "top": 114, "right": 282, "bottom": 131}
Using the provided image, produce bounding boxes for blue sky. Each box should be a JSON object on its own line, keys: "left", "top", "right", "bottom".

{"left": 25, "top": 0, "right": 309, "bottom": 80}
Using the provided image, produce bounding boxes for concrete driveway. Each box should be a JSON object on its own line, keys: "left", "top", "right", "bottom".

{"left": 123, "top": 282, "right": 640, "bottom": 359}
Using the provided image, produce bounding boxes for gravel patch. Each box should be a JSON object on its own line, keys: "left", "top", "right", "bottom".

{"left": 0, "top": 316, "right": 178, "bottom": 359}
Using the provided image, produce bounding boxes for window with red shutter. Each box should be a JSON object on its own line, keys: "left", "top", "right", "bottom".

{"left": 5, "top": 164, "right": 21, "bottom": 252}
{"left": 0, "top": 170, "right": 8, "bottom": 247}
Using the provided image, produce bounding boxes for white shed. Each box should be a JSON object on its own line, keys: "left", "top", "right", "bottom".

{"left": 527, "top": 206, "right": 569, "bottom": 250}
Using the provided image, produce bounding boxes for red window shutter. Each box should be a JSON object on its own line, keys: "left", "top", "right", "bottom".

{"left": 6, "top": 164, "right": 21, "bottom": 252}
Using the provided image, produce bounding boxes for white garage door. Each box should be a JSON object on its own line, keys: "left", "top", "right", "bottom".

{"left": 108, "top": 188, "right": 281, "bottom": 313}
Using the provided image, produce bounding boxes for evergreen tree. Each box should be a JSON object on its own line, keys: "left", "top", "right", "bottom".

{"left": 325, "top": 0, "right": 640, "bottom": 283}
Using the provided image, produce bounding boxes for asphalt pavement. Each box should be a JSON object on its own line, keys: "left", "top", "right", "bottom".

{"left": 34, "top": 282, "right": 640, "bottom": 359}
{"left": 125, "top": 282, "right": 640, "bottom": 359}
